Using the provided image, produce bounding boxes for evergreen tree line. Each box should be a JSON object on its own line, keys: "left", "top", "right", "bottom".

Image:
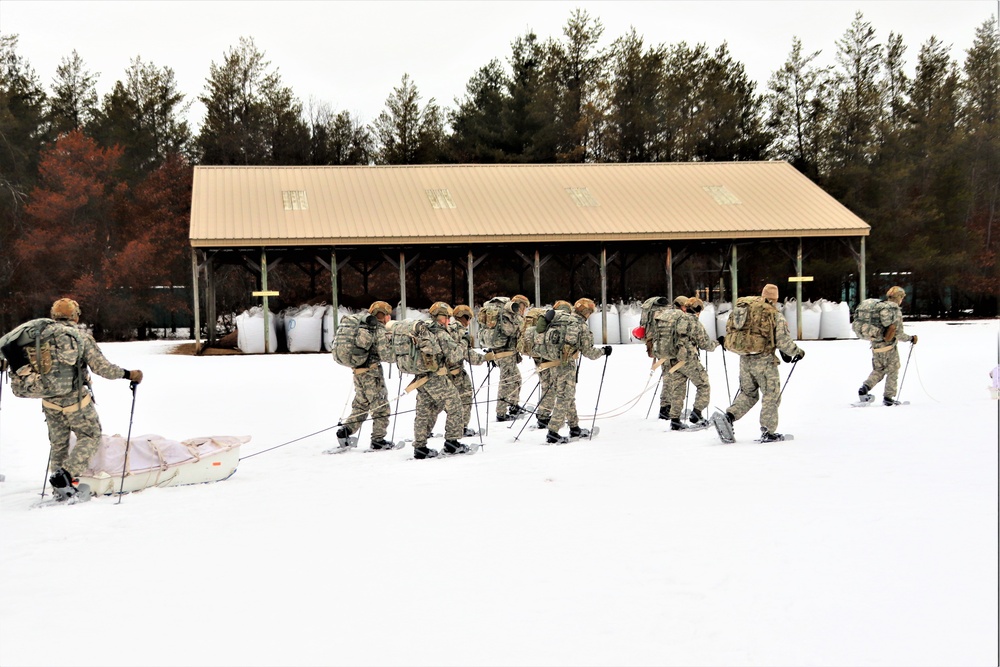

{"left": 1, "top": 10, "right": 997, "bottom": 337}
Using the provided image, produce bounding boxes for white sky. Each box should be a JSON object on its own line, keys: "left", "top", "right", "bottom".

{"left": 2, "top": 0, "right": 997, "bottom": 130}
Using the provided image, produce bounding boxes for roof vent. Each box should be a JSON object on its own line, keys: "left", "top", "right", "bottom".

{"left": 281, "top": 190, "right": 308, "bottom": 211}
{"left": 703, "top": 186, "right": 741, "bottom": 205}
{"left": 566, "top": 187, "right": 599, "bottom": 207}
{"left": 426, "top": 189, "right": 456, "bottom": 209}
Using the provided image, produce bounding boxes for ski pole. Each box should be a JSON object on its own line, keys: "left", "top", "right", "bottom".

{"left": 589, "top": 353, "right": 609, "bottom": 438}
{"left": 646, "top": 372, "right": 662, "bottom": 418}
{"left": 390, "top": 374, "right": 403, "bottom": 445}
{"left": 508, "top": 380, "right": 540, "bottom": 430}
{"left": 897, "top": 342, "right": 915, "bottom": 402}
{"left": 514, "top": 381, "right": 552, "bottom": 441}
{"left": 779, "top": 360, "right": 798, "bottom": 398}
{"left": 721, "top": 346, "right": 732, "bottom": 405}
{"left": 39, "top": 450, "right": 51, "bottom": 498}
{"left": 116, "top": 381, "right": 139, "bottom": 504}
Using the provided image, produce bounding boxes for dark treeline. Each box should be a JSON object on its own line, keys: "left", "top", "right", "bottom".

{"left": 1, "top": 10, "right": 997, "bottom": 337}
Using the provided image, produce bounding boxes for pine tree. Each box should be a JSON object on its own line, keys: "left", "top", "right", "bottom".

{"left": 373, "top": 73, "right": 444, "bottom": 165}
{"left": 47, "top": 49, "right": 99, "bottom": 135}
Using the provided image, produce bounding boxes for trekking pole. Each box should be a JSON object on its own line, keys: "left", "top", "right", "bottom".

{"left": 721, "top": 347, "right": 732, "bottom": 405}
{"left": 484, "top": 361, "right": 494, "bottom": 436}
{"left": 646, "top": 372, "right": 662, "bottom": 418}
{"left": 779, "top": 361, "right": 798, "bottom": 398}
{"left": 514, "top": 382, "right": 551, "bottom": 441}
{"left": 39, "top": 450, "right": 51, "bottom": 498}
{"left": 508, "top": 380, "right": 540, "bottom": 430}
{"left": 390, "top": 374, "right": 403, "bottom": 444}
{"left": 589, "top": 353, "right": 609, "bottom": 438}
{"left": 897, "top": 342, "right": 915, "bottom": 402}
{"left": 116, "top": 382, "right": 139, "bottom": 505}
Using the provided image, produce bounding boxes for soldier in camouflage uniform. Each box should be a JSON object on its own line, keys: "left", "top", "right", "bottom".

{"left": 447, "top": 304, "right": 488, "bottom": 436}
{"left": 35, "top": 299, "right": 142, "bottom": 500}
{"left": 335, "top": 301, "right": 394, "bottom": 450}
{"left": 859, "top": 286, "right": 918, "bottom": 406}
{"left": 666, "top": 296, "right": 718, "bottom": 430}
{"left": 411, "top": 302, "right": 472, "bottom": 459}
{"left": 533, "top": 300, "right": 572, "bottom": 430}
{"left": 653, "top": 296, "right": 687, "bottom": 421}
{"left": 718, "top": 284, "right": 804, "bottom": 442}
{"left": 545, "top": 298, "right": 611, "bottom": 444}
{"left": 493, "top": 295, "right": 529, "bottom": 421}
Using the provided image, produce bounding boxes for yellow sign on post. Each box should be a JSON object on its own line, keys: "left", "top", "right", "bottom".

{"left": 252, "top": 290, "right": 280, "bottom": 297}
{"left": 787, "top": 277, "right": 814, "bottom": 282}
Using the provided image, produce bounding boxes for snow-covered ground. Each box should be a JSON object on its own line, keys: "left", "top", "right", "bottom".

{"left": 1, "top": 319, "right": 997, "bottom": 667}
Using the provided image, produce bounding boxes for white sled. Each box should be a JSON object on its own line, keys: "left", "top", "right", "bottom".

{"left": 71, "top": 433, "right": 248, "bottom": 495}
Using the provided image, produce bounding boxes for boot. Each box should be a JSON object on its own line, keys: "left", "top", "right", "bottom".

{"left": 495, "top": 413, "right": 513, "bottom": 422}
{"left": 689, "top": 408, "right": 704, "bottom": 425}
{"left": 658, "top": 406, "right": 670, "bottom": 421}
{"left": 569, "top": 425, "right": 590, "bottom": 439}
{"left": 759, "top": 431, "right": 784, "bottom": 443}
{"left": 883, "top": 397, "right": 901, "bottom": 406}
{"left": 670, "top": 418, "right": 685, "bottom": 431}
{"left": 462, "top": 427, "right": 477, "bottom": 437}
{"left": 536, "top": 416, "right": 550, "bottom": 430}
{"left": 546, "top": 430, "right": 565, "bottom": 444}
{"left": 49, "top": 468, "right": 78, "bottom": 502}
{"left": 370, "top": 437, "right": 393, "bottom": 451}
{"left": 413, "top": 445, "right": 439, "bottom": 460}
{"left": 443, "top": 439, "right": 470, "bottom": 455}
{"left": 336, "top": 426, "right": 353, "bottom": 448}
{"left": 858, "top": 385, "right": 874, "bottom": 403}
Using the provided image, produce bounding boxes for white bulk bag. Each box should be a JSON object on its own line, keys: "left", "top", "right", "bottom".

{"left": 284, "top": 305, "right": 324, "bottom": 352}
{"left": 236, "top": 307, "right": 278, "bottom": 354}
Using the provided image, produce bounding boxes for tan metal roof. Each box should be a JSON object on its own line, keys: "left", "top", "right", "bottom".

{"left": 189, "top": 162, "right": 870, "bottom": 248}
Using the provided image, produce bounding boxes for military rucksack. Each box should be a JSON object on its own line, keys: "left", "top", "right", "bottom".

{"left": 852, "top": 298, "right": 897, "bottom": 341}
{"left": 332, "top": 313, "right": 378, "bottom": 368}
{"left": 518, "top": 307, "right": 546, "bottom": 357}
{"left": 476, "top": 297, "right": 511, "bottom": 348}
{"left": 535, "top": 311, "right": 583, "bottom": 362}
{"left": 389, "top": 319, "right": 440, "bottom": 375}
{"left": 724, "top": 297, "right": 776, "bottom": 355}
{"left": 0, "top": 318, "right": 84, "bottom": 399}
{"left": 651, "top": 308, "right": 682, "bottom": 360}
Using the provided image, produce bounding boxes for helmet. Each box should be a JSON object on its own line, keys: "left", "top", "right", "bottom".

{"left": 553, "top": 300, "right": 572, "bottom": 312}
{"left": 452, "top": 304, "right": 473, "bottom": 320}
{"left": 368, "top": 301, "right": 392, "bottom": 317}
{"left": 511, "top": 294, "right": 530, "bottom": 310}
{"left": 574, "top": 298, "right": 597, "bottom": 317}
{"left": 673, "top": 296, "right": 688, "bottom": 308}
{"left": 429, "top": 301, "right": 453, "bottom": 317}
{"left": 51, "top": 298, "right": 80, "bottom": 322}
{"left": 761, "top": 284, "right": 779, "bottom": 302}
{"left": 685, "top": 296, "right": 704, "bottom": 313}
{"left": 886, "top": 286, "right": 906, "bottom": 301}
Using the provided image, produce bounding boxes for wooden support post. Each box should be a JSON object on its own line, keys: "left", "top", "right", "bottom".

{"left": 600, "top": 245, "right": 608, "bottom": 344}
{"left": 859, "top": 236, "right": 867, "bottom": 302}
{"left": 666, "top": 247, "right": 673, "bottom": 303}
{"left": 191, "top": 249, "right": 201, "bottom": 353}
{"left": 731, "top": 244, "right": 738, "bottom": 303}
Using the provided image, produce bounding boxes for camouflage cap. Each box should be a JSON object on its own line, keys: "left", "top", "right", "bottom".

{"left": 51, "top": 298, "right": 80, "bottom": 322}
{"left": 685, "top": 296, "right": 704, "bottom": 313}
{"left": 886, "top": 286, "right": 905, "bottom": 301}
{"left": 762, "top": 284, "right": 779, "bottom": 302}
{"left": 452, "top": 304, "right": 473, "bottom": 320}
{"left": 673, "top": 296, "right": 688, "bottom": 308}
{"left": 368, "top": 301, "right": 392, "bottom": 317}
{"left": 553, "top": 300, "right": 572, "bottom": 312}
{"left": 511, "top": 294, "right": 530, "bottom": 310}
{"left": 574, "top": 298, "right": 597, "bottom": 316}
{"left": 429, "top": 301, "right": 453, "bottom": 317}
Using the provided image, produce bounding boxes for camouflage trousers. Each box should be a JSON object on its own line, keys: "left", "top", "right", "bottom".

{"left": 548, "top": 362, "right": 581, "bottom": 432}
{"left": 658, "top": 363, "right": 672, "bottom": 412}
{"left": 345, "top": 367, "right": 390, "bottom": 440}
{"left": 495, "top": 353, "right": 523, "bottom": 417}
{"left": 44, "top": 395, "right": 102, "bottom": 478}
{"left": 668, "top": 356, "right": 711, "bottom": 419}
{"left": 728, "top": 354, "right": 782, "bottom": 433}
{"left": 413, "top": 374, "right": 463, "bottom": 446}
{"left": 864, "top": 345, "right": 901, "bottom": 399}
{"left": 449, "top": 368, "right": 476, "bottom": 430}
{"left": 534, "top": 361, "right": 556, "bottom": 419}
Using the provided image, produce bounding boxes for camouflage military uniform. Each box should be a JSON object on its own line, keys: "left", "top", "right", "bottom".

{"left": 534, "top": 359, "right": 557, "bottom": 423}
{"left": 412, "top": 321, "right": 466, "bottom": 448}
{"left": 493, "top": 305, "right": 524, "bottom": 418}
{"left": 727, "top": 306, "right": 803, "bottom": 434}
{"left": 862, "top": 307, "right": 913, "bottom": 401}
{"left": 447, "top": 321, "right": 486, "bottom": 431}
{"left": 667, "top": 311, "right": 718, "bottom": 418}
{"left": 42, "top": 325, "right": 129, "bottom": 477}
{"left": 342, "top": 322, "right": 390, "bottom": 442}
{"left": 548, "top": 313, "right": 605, "bottom": 432}
{"left": 653, "top": 308, "right": 684, "bottom": 417}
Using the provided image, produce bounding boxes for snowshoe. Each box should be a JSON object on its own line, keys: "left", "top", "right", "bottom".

{"left": 710, "top": 410, "right": 736, "bottom": 444}
{"left": 545, "top": 430, "right": 568, "bottom": 445}
{"left": 413, "top": 445, "right": 439, "bottom": 460}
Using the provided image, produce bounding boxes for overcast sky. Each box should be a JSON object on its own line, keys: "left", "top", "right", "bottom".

{"left": 2, "top": 0, "right": 996, "bottom": 130}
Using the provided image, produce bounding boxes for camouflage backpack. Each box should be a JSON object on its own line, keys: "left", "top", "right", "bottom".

{"left": 535, "top": 311, "right": 583, "bottom": 362}
{"left": 332, "top": 312, "right": 377, "bottom": 368}
{"left": 518, "top": 307, "right": 547, "bottom": 358}
{"left": 724, "top": 297, "right": 776, "bottom": 355}
{"left": 852, "top": 298, "right": 898, "bottom": 341}
{"left": 476, "top": 297, "right": 510, "bottom": 348}
{"left": 651, "top": 308, "right": 682, "bottom": 360}
{"left": 0, "top": 318, "right": 84, "bottom": 399}
{"left": 389, "top": 319, "right": 440, "bottom": 375}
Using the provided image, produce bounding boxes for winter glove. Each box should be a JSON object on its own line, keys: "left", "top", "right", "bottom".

{"left": 123, "top": 369, "right": 143, "bottom": 384}
{"left": 603, "top": 345, "right": 612, "bottom": 356}
{"left": 779, "top": 351, "right": 793, "bottom": 363}
{"left": 791, "top": 351, "right": 804, "bottom": 362}
{"left": 717, "top": 335, "right": 726, "bottom": 350}
{"left": 910, "top": 335, "right": 918, "bottom": 345}
{"left": 0, "top": 357, "right": 7, "bottom": 372}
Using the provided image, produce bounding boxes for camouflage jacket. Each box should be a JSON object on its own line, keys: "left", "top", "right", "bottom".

{"left": 570, "top": 313, "right": 605, "bottom": 361}
{"left": 447, "top": 322, "right": 486, "bottom": 369}
{"left": 54, "top": 324, "right": 125, "bottom": 403}
{"left": 675, "top": 311, "right": 718, "bottom": 361}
